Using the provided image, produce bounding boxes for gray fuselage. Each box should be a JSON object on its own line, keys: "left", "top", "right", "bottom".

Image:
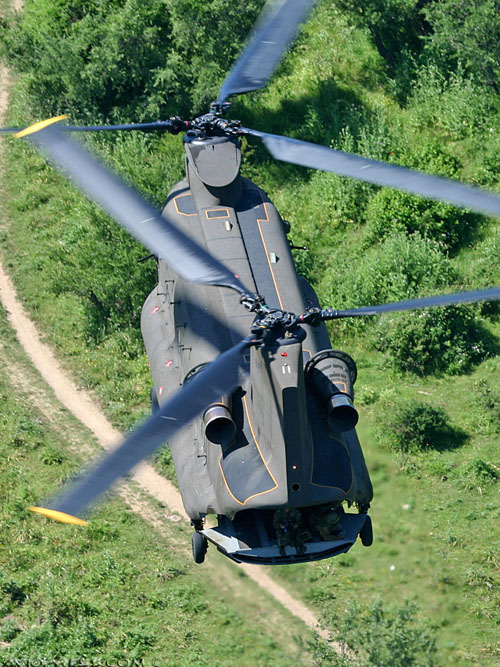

{"left": 141, "top": 135, "right": 373, "bottom": 521}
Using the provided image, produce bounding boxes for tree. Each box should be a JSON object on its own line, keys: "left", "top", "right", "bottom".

{"left": 1, "top": 0, "right": 264, "bottom": 121}
{"left": 423, "top": 0, "right": 500, "bottom": 92}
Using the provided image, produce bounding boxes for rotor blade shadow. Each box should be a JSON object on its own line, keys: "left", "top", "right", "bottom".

{"left": 183, "top": 296, "right": 248, "bottom": 350}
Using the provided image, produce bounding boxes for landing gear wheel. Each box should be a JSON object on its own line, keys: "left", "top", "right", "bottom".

{"left": 360, "top": 514, "right": 373, "bottom": 547}
{"left": 150, "top": 386, "right": 159, "bottom": 414}
{"left": 192, "top": 531, "right": 208, "bottom": 563}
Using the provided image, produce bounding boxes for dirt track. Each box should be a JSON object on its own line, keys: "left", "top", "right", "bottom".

{"left": 0, "top": 57, "right": 332, "bottom": 643}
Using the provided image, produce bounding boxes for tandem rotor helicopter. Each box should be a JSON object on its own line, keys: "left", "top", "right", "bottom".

{"left": 3, "top": 0, "right": 500, "bottom": 565}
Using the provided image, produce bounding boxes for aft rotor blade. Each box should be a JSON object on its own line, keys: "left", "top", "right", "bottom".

{"left": 319, "top": 287, "right": 500, "bottom": 320}
{"left": 30, "top": 336, "right": 254, "bottom": 522}
{"left": 244, "top": 129, "right": 500, "bottom": 219}
{"left": 18, "top": 121, "right": 247, "bottom": 294}
{"left": 217, "top": 0, "right": 317, "bottom": 104}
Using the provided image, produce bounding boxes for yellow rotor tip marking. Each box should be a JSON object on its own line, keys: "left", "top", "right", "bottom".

{"left": 14, "top": 115, "right": 69, "bottom": 138}
{"left": 29, "top": 506, "right": 88, "bottom": 526}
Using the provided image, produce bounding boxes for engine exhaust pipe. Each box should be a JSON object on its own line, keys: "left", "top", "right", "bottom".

{"left": 203, "top": 403, "right": 237, "bottom": 445}
{"left": 326, "top": 394, "right": 358, "bottom": 432}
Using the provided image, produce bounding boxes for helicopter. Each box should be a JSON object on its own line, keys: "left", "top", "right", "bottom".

{"left": 3, "top": 0, "right": 500, "bottom": 565}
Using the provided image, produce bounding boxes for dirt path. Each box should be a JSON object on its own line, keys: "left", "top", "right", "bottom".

{"left": 0, "top": 55, "right": 332, "bottom": 644}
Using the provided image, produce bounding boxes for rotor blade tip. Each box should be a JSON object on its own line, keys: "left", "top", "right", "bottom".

{"left": 29, "top": 506, "right": 89, "bottom": 526}
{"left": 15, "top": 115, "right": 69, "bottom": 139}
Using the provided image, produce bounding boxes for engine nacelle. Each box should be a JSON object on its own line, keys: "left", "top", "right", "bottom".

{"left": 306, "top": 350, "right": 358, "bottom": 432}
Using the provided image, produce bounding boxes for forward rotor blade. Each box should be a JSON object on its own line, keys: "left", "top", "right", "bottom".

{"left": 19, "top": 123, "right": 247, "bottom": 294}
{"left": 217, "top": 0, "right": 317, "bottom": 104}
{"left": 320, "top": 287, "right": 500, "bottom": 320}
{"left": 31, "top": 336, "right": 254, "bottom": 521}
{"left": 58, "top": 120, "right": 186, "bottom": 133}
{"left": 2, "top": 120, "right": 186, "bottom": 134}
{"left": 244, "top": 129, "right": 500, "bottom": 219}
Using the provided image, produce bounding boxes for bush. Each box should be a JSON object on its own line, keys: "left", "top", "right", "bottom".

{"left": 408, "top": 65, "right": 497, "bottom": 141}
{"left": 364, "top": 190, "right": 478, "bottom": 252}
{"left": 311, "top": 599, "right": 437, "bottom": 666}
{"left": 376, "top": 400, "right": 460, "bottom": 453}
{"left": 318, "top": 231, "right": 456, "bottom": 315}
{"left": 465, "top": 229, "right": 500, "bottom": 288}
{"left": 471, "top": 379, "right": 500, "bottom": 433}
{"left": 305, "top": 124, "right": 385, "bottom": 229}
{"left": 364, "top": 142, "right": 480, "bottom": 251}
{"left": 1, "top": 0, "right": 174, "bottom": 122}
{"left": 423, "top": 0, "right": 500, "bottom": 93}
{"left": 1, "top": 0, "right": 265, "bottom": 121}
{"left": 375, "top": 305, "right": 494, "bottom": 376}
{"left": 454, "top": 457, "right": 500, "bottom": 490}
{"left": 334, "top": 0, "right": 427, "bottom": 102}
{"left": 0, "top": 618, "right": 21, "bottom": 643}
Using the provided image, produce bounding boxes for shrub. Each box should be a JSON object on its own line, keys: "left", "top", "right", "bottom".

{"left": 306, "top": 125, "right": 380, "bottom": 228}
{"left": 318, "top": 231, "right": 456, "bottom": 316}
{"left": 1, "top": 0, "right": 265, "bottom": 121}
{"left": 39, "top": 446, "right": 65, "bottom": 466}
{"left": 364, "top": 142, "right": 480, "bottom": 251}
{"left": 0, "top": 618, "right": 21, "bottom": 643}
{"left": 311, "top": 599, "right": 437, "bottom": 666}
{"left": 10, "top": 414, "right": 47, "bottom": 448}
{"left": 334, "top": 0, "right": 426, "bottom": 102}
{"left": 454, "top": 458, "right": 500, "bottom": 490}
{"left": 423, "top": 0, "right": 500, "bottom": 93}
{"left": 355, "top": 386, "right": 378, "bottom": 406}
{"left": 364, "top": 189, "right": 478, "bottom": 251}
{"left": 408, "top": 65, "right": 497, "bottom": 141}
{"left": 465, "top": 229, "right": 500, "bottom": 287}
{"left": 376, "top": 400, "right": 461, "bottom": 453}
{"left": 375, "top": 305, "right": 493, "bottom": 376}
{"left": 471, "top": 379, "right": 500, "bottom": 434}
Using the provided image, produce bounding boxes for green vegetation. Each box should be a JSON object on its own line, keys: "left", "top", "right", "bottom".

{"left": 375, "top": 304, "right": 494, "bottom": 376}
{"left": 423, "top": 0, "right": 500, "bottom": 93}
{"left": 1, "top": 0, "right": 500, "bottom": 664}
{"left": 310, "top": 600, "right": 437, "bottom": 666}
{"left": 320, "top": 231, "right": 456, "bottom": 312}
{"left": 0, "top": 0, "right": 265, "bottom": 120}
{"left": 375, "top": 401, "right": 461, "bottom": 453}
